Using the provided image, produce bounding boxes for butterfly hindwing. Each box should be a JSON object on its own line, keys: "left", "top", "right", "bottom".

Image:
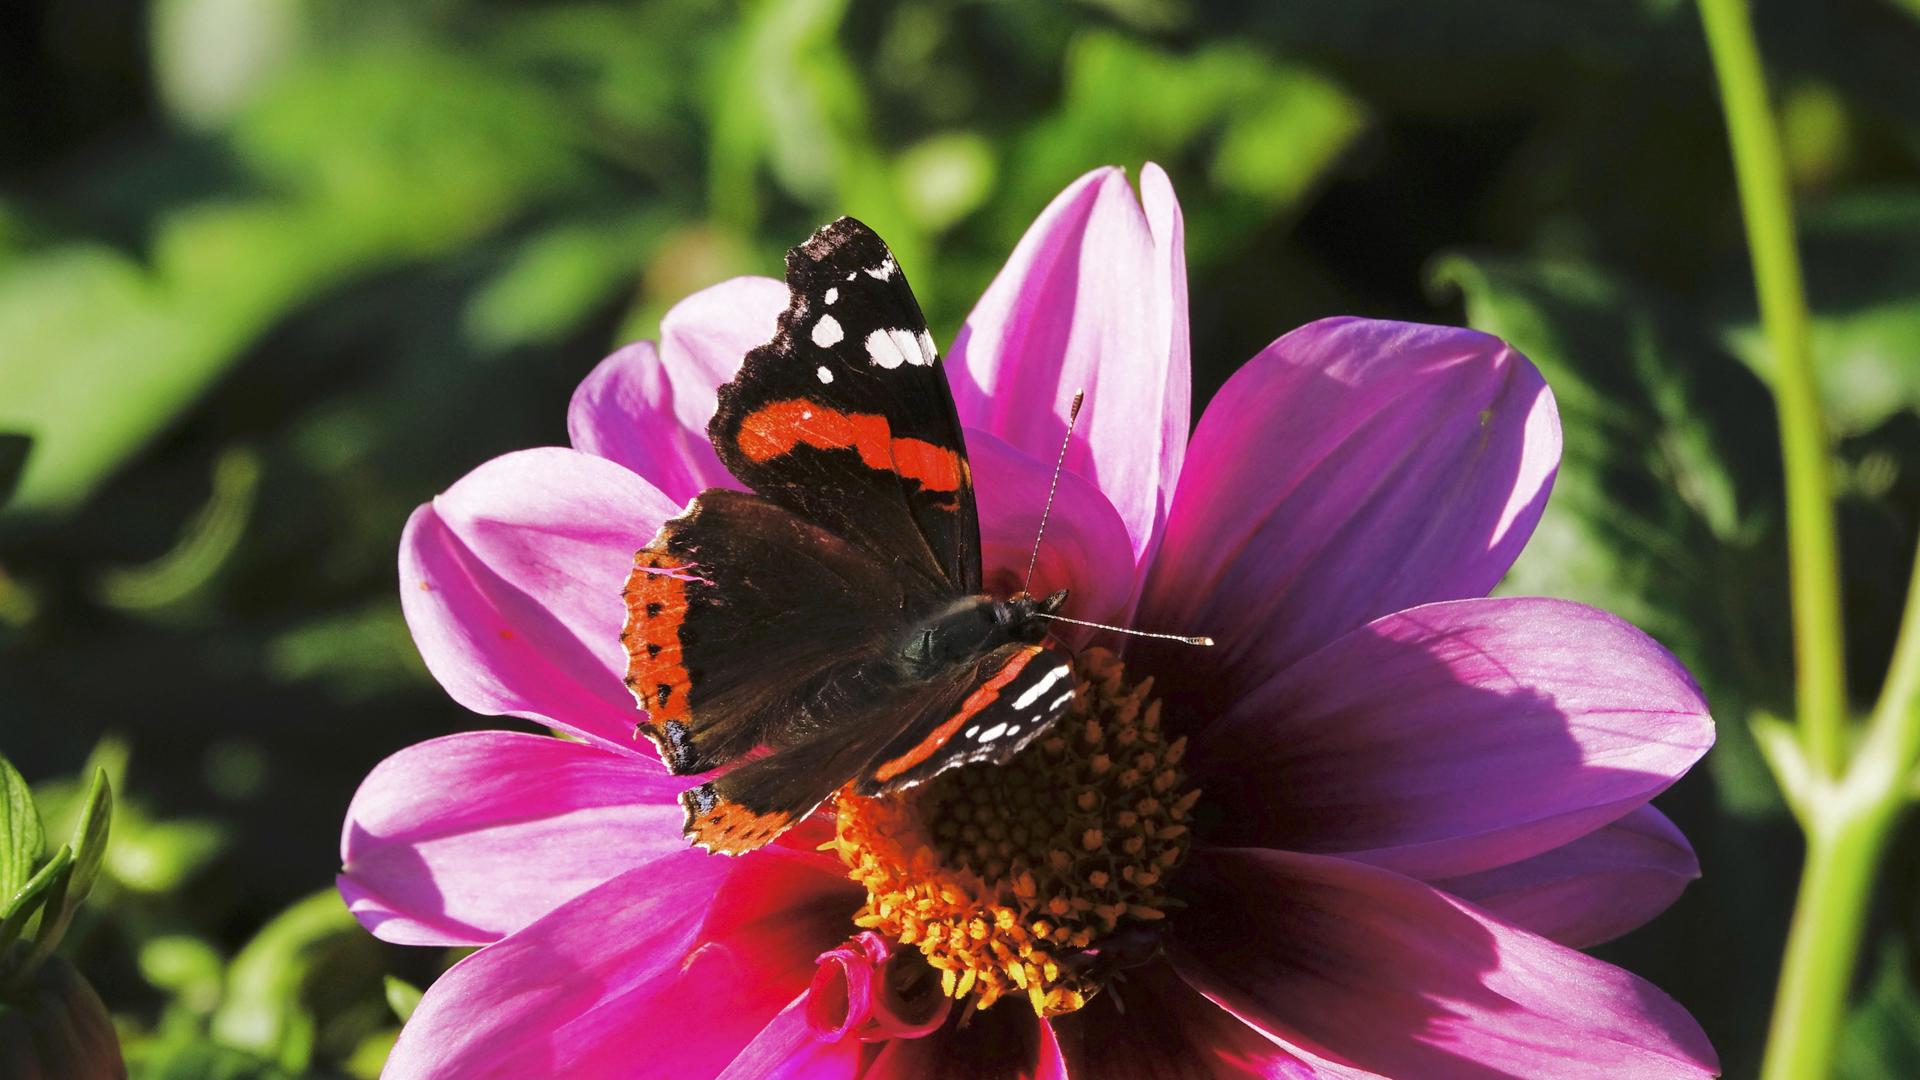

{"left": 681, "top": 642, "right": 1077, "bottom": 853}
{"left": 709, "top": 218, "right": 981, "bottom": 595}
{"left": 623, "top": 488, "right": 906, "bottom": 776}
{"left": 856, "top": 642, "right": 1077, "bottom": 796}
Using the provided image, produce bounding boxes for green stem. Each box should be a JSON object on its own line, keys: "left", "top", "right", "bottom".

{"left": 1698, "top": 0, "right": 1847, "bottom": 777}
{"left": 1759, "top": 794, "right": 1899, "bottom": 1080}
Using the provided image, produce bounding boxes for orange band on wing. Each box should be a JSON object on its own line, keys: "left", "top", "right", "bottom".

{"left": 736, "top": 399, "right": 964, "bottom": 493}
{"left": 872, "top": 645, "right": 1043, "bottom": 783}
{"left": 682, "top": 784, "right": 795, "bottom": 855}
{"left": 622, "top": 550, "right": 696, "bottom": 767}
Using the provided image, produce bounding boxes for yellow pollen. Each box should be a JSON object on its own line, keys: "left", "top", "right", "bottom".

{"left": 828, "top": 649, "right": 1197, "bottom": 1018}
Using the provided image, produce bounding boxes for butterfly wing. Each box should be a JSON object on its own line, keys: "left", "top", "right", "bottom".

{"left": 680, "top": 642, "right": 1077, "bottom": 853}
{"left": 855, "top": 642, "right": 1077, "bottom": 795}
{"left": 709, "top": 217, "right": 982, "bottom": 595}
{"left": 624, "top": 489, "right": 907, "bottom": 776}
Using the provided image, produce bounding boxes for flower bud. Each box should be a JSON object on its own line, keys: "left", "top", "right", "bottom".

{"left": 0, "top": 952, "right": 126, "bottom": 1080}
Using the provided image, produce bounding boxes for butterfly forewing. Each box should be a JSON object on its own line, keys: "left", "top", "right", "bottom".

{"left": 708, "top": 218, "right": 982, "bottom": 594}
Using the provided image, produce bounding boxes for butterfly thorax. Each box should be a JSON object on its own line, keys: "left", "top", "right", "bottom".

{"left": 893, "top": 590, "right": 1067, "bottom": 680}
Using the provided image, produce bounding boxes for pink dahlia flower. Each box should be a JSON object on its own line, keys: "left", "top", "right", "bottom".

{"left": 341, "top": 164, "right": 1719, "bottom": 1078}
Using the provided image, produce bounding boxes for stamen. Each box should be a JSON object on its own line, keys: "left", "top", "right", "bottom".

{"left": 828, "top": 649, "right": 1198, "bottom": 1018}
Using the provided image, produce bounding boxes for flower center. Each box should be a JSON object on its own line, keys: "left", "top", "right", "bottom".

{"left": 828, "top": 648, "right": 1199, "bottom": 1018}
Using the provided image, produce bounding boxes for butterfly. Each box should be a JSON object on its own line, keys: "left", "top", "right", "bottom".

{"left": 622, "top": 218, "right": 1081, "bottom": 855}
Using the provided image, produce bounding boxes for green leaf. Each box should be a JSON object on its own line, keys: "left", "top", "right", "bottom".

{"left": 137, "top": 934, "right": 225, "bottom": 1011}
{"left": 1005, "top": 31, "right": 1365, "bottom": 263}
{"left": 0, "top": 754, "right": 44, "bottom": 899}
{"left": 382, "top": 976, "right": 422, "bottom": 1023}
{"left": 0, "top": 845, "right": 70, "bottom": 953}
{"left": 1718, "top": 191, "right": 1920, "bottom": 435}
{"left": 62, "top": 768, "right": 111, "bottom": 909}
{"left": 211, "top": 889, "right": 365, "bottom": 1072}
{"left": 1431, "top": 253, "right": 1790, "bottom": 815}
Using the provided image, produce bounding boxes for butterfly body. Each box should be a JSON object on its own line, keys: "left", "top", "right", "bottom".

{"left": 621, "top": 218, "right": 1080, "bottom": 854}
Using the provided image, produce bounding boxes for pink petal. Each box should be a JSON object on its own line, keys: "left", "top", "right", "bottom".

{"left": 1136, "top": 318, "right": 1559, "bottom": 707}
{"left": 567, "top": 277, "right": 785, "bottom": 502}
{"left": 385, "top": 847, "right": 860, "bottom": 1080}
{"left": 1051, "top": 962, "right": 1313, "bottom": 1078}
{"left": 864, "top": 1004, "right": 1066, "bottom": 1080}
{"left": 969, "top": 427, "right": 1137, "bottom": 625}
{"left": 400, "top": 447, "right": 678, "bottom": 752}
{"left": 1190, "top": 597, "right": 1714, "bottom": 880}
{"left": 718, "top": 993, "right": 866, "bottom": 1080}
{"left": 567, "top": 342, "right": 731, "bottom": 503}
{"left": 337, "top": 732, "right": 684, "bottom": 946}
{"left": 1172, "top": 848, "right": 1718, "bottom": 1078}
{"left": 949, "top": 164, "right": 1189, "bottom": 575}
{"left": 1432, "top": 805, "right": 1700, "bottom": 949}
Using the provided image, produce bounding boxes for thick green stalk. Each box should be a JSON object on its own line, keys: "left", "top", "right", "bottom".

{"left": 1698, "top": 0, "right": 1847, "bottom": 777}
{"left": 1759, "top": 779, "right": 1900, "bottom": 1080}
{"left": 1757, "top": 484, "right": 1920, "bottom": 1077}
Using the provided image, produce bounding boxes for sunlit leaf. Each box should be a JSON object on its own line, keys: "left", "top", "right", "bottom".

{"left": 0, "top": 754, "right": 43, "bottom": 900}
{"left": 63, "top": 768, "right": 112, "bottom": 909}
{"left": 1720, "top": 192, "right": 1920, "bottom": 436}
{"left": 0, "top": 846, "right": 69, "bottom": 952}
{"left": 382, "top": 976, "right": 422, "bottom": 1023}
{"left": 211, "top": 889, "right": 367, "bottom": 1072}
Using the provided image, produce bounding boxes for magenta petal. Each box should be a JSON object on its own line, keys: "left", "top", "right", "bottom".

{"left": 567, "top": 342, "right": 732, "bottom": 503}
{"left": 864, "top": 1004, "right": 1065, "bottom": 1080}
{"left": 1051, "top": 962, "right": 1312, "bottom": 1079}
{"left": 400, "top": 447, "right": 678, "bottom": 752}
{"left": 1137, "top": 317, "right": 1559, "bottom": 703}
{"left": 969, "top": 427, "right": 1137, "bottom": 624}
{"left": 1172, "top": 848, "right": 1718, "bottom": 1078}
{"left": 568, "top": 277, "right": 784, "bottom": 502}
{"left": 385, "top": 847, "right": 859, "bottom": 1079}
{"left": 1432, "top": 805, "right": 1700, "bottom": 949}
{"left": 1191, "top": 597, "right": 1714, "bottom": 880}
{"left": 950, "top": 164, "right": 1189, "bottom": 573}
{"left": 337, "top": 732, "right": 684, "bottom": 946}
{"left": 717, "top": 993, "right": 865, "bottom": 1080}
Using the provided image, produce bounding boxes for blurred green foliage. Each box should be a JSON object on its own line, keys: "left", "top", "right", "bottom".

{"left": 2, "top": 0, "right": 1920, "bottom": 1075}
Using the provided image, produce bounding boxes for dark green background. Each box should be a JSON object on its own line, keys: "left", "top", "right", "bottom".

{"left": 4, "top": 1, "right": 1920, "bottom": 1075}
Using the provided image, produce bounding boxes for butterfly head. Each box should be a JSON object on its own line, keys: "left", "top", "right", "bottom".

{"left": 1005, "top": 588, "right": 1070, "bottom": 643}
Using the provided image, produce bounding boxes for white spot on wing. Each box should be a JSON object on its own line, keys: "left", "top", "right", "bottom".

{"left": 978, "top": 722, "right": 1009, "bottom": 743}
{"left": 811, "top": 314, "right": 844, "bottom": 348}
{"left": 864, "top": 328, "right": 915, "bottom": 369}
{"left": 824, "top": 287, "right": 839, "bottom": 305}
{"left": 816, "top": 366, "right": 834, "bottom": 384}
{"left": 964, "top": 725, "right": 979, "bottom": 738}
{"left": 864, "top": 255, "right": 898, "bottom": 281}
{"left": 1013, "top": 665, "right": 1072, "bottom": 710}
{"left": 1047, "top": 690, "right": 1074, "bottom": 712}
{"left": 916, "top": 329, "right": 938, "bottom": 365}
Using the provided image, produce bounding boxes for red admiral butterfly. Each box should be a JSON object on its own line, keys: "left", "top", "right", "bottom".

{"left": 621, "top": 218, "right": 1086, "bottom": 855}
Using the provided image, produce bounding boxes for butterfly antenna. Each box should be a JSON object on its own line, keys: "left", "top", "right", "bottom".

{"left": 1031, "top": 612, "right": 1213, "bottom": 647}
{"left": 1023, "top": 389, "right": 1085, "bottom": 595}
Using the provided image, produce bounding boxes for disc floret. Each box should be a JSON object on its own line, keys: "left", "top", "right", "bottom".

{"left": 829, "top": 648, "right": 1199, "bottom": 1017}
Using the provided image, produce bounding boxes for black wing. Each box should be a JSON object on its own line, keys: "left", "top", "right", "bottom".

{"left": 623, "top": 489, "right": 907, "bottom": 776}
{"left": 709, "top": 218, "right": 982, "bottom": 596}
{"left": 855, "top": 642, "right": 1077, "bottom": 795}
{"left": 678, "top": 642, "right": 1078, "bottom": 854}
